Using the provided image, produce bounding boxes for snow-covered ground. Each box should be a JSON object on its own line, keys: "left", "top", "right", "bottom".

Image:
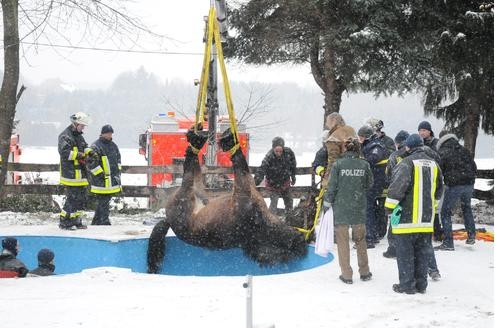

{"left": 1, "top": 147, "right": 493, "bottom": 328}
{"left": 0, "top": 219, "right": 493, "bottom": 328}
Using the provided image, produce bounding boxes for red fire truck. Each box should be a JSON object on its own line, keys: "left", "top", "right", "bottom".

{"left": 139, "top": 112, "right": 249, "bottom": 188}
{"left": 1, "top": 132, "right": 22, "bottom": 184}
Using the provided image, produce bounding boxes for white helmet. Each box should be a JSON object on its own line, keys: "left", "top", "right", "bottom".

{"left": 70, "top": 112, "right": 90, "bottom": 126}
{"left": 364, "top": 117, "right": 383, "bottom": 132}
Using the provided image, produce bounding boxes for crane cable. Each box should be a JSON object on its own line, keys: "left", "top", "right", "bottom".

{"left": 194, "top": 6, "right": 239, "bottom": 147}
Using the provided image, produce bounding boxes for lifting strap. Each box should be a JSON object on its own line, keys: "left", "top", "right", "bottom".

{"left": 295, "top": 187, "right": 326, "bottom": 240}
{"left": 195, "top": 6, "right": 239, "bottom": 146}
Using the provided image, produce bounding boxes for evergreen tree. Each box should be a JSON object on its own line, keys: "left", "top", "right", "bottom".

{"left": 226, "top": 0, "right": 409, "bottom": 125}
{"left": 418, "top": 2, "right": 493, "bottom": 155}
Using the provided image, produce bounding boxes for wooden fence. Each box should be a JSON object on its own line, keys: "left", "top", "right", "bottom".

{"left": 2, "top": 163, "right": 493, "bottom": 203}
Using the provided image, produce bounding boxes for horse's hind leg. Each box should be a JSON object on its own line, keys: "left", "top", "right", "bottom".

{"left": 147, "top": 219, "right": 171, "bottom": 273}
{"left": 219, "top": 128, "right": 251, "bottom": 195}
{"left": 180, "top": 126, "right": 208, "bottom": 190}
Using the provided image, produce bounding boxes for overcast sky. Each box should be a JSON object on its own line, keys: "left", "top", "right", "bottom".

{"left": 13, "top": 0, "right": 313, "bottom": 89}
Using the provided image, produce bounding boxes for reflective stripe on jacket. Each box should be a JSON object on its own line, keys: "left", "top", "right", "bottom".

{"left": 86, "top": 137, "right": 122, "bottom": 195}
{"left": 58, "top": 125, "right": 89, "bottom": 186}
{"left": 385, "top": 148, "right": 443, "bottom": 234}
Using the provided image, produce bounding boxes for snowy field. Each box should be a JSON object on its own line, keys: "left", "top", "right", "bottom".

{"left": 0, "top": 220, "right": 493, "bottom": 328}
{"left": 1, "top": 146, "right": 493, "bottom": 327}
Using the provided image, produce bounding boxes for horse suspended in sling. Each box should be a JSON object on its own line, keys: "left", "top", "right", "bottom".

{"left": 147, "top": 126, "right": 310, "bottom": 273}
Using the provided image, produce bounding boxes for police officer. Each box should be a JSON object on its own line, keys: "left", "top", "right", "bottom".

{"left": 385, "top": 134, "right": 443, "bottom": 294}
{"left": 325, "top": 138, "right": 373, "bottom": 284}
{"left": 86, "top": 124, "right": 122, "bottom": 225}
{"left": 58, "top": 112, "right": 92, "bottom": 230}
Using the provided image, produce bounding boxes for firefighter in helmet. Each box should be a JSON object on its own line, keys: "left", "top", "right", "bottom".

{"left": 57, "top": 112, "right": 92, "bottom": 230}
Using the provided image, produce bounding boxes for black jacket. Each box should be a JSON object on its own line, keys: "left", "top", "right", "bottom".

{"left": 58, "top": 125, "right": 90, "bottom": 187}
{"left": 0, "top": 251, "right": 28, "bottom": 277}
{"left": 362, "top": 137, "right": 390, "bottom": 192}
{"left": 312, "top": 146, "right": 328, "bottom": 171}
{"left": 29, "top": 264, "right": 56, "bottom": 276}
{"left": 437, "top": 134, "right": 477, "bottom": 186}
{"left": 254, "top": 147, "right": 297, "bottom": 189}
{"left": 385, "top": 148, "right": 444, "bottom": 234}
{"left": 424, "top": 136, "right": 439, "bottom": 151}
{"left": 86, "top": 137, "right": 122, "bottom": 194}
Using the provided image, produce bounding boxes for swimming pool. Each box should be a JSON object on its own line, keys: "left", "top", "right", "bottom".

{"left": 7, "top": 235, "right": 333, "bottom": 276}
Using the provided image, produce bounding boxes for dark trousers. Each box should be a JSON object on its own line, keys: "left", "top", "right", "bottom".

{"left": 92, "top": 194, "right": 112, "bottom": 225}
{"left": 269, "top": 188, "right": 293, "bottom": 214}
{"left": 61, "top": 186, "right": 87, "bottom": 224}
{"left": 387, "top": 222, "right": 439, "bottom": 274}
{"left": 395, "top": 233, "right": 431, "bottom": 292}
{"left": 375, "top": 197, "right": 388, "bottom": 239}
{"left": 365, "top": 187, "right": 381, "bottom": 243}
{"left": 441, "top": 184, "right": 476, "bottom": 247}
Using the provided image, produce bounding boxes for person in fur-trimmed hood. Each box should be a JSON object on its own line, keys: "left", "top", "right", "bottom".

{"left": 434, "top": 131, "right": 477, "bottom": 251}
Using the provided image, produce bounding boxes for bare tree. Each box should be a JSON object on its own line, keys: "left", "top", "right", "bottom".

{"left": 0, "top": 0, "right": 163, "bottom": 191}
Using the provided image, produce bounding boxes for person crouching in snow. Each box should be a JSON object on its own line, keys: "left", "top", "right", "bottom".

{"left": 29, "top": 248, "right": 56, "bottom": 277}
{"left": 0, "top": 237, "right": 28, "bottom": 278}
{"left": 324, "top": 138, "right": 373, "bottom": 284}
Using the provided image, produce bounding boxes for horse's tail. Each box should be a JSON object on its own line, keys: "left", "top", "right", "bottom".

{"left": 147, "top": 219, "right": 170, "bottom": 274}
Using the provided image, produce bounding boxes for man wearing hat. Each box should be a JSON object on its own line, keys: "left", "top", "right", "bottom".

{"left": 29, "top": 248, "right": 56, "bottom": 276}
{"left": 385, "top": 134, "right": 443, "bottom": 294}
{"left": 254, "top": 136, "right": 297, "bottom": 214}
{"left": 418, "top": 121, "right": 439, "bottom": 150}
{"left": 58, "top": 112, "right": 93, "bottom": 230}
{"left": 0, "top": 237, "right": 28, "bottom": 278}
{"left": 86, "top": 124, "right": 122, "bottom": 225}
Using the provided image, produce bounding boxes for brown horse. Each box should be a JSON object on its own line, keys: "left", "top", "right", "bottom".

{"left": 147, "top": 126, "right": 308, "bottom": 273}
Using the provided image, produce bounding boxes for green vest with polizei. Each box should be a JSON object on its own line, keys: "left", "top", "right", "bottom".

{"left": 326, "top": 151, "right": 374, "bottom": 225}
{"left": 385, "top": 149, "right": 443, "bottom": 234}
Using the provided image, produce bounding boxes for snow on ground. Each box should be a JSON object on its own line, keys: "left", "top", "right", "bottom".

{"left": 1, "top": 147, "right": 492, "bottom": 327}
{"left": 0, "top": 213, "right": 493, "bottom": 328}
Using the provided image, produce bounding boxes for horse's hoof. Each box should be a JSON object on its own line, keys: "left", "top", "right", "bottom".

{"left": 186, "top": 127, "right": 208, "bottom": 150}
{"left": 219, "top": 128, "right": 237, "bottom": 151}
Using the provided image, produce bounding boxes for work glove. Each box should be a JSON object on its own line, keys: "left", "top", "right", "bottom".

{"left": 290, "top": 176, "right": 296, "bottom": 186}
{"left": 76, "top": 152, "right": 85, "bottom": 160}
{"left": 315, "top": 166, "right": 325, "bottom": 177}
{"left": 390, "top": 205, "right": 402, "bottom": 226}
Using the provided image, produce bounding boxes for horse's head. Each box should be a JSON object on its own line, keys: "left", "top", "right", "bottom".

{"left": 285, "top": 187, "right": 320, "bottom": 242}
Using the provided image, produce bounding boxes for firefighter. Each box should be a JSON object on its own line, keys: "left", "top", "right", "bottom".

{"left": 385, "top": 134, "right": 443, "bottom": 294}
{"left": 86, "top": 124, "right": 122, "bottom": 225}
{"left": 58, "top": 112, "right": 92, "bottom": 230}
{"left": 357, "top": 125, "right": 389, "bottom": 248}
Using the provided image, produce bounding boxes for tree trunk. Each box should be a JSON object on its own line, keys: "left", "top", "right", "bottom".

{"left": 463, "top": 95, "right": 480, "bottom": 158}
{"left": 0, "top": 0, "right": 20, "bottom": 193}
{"left": 309, "top": 41, "right": 345, "bottom": 129}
